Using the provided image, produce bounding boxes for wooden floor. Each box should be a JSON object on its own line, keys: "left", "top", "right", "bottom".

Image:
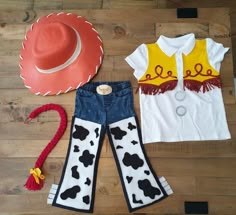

{"left": 0, "top": 1, "right": 236, "bottom": 215}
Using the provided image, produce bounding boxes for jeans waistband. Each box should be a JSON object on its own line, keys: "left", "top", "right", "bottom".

{"left": 78, "top": 81, "right": 132, "bottom": 94}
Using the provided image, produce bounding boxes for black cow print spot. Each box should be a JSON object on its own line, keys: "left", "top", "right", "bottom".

{"left": 60, "top": 186, "right": 81, "bottom": 200}
{"left": 116, "top": 145, "right": 123, "bottom": 149}
{"left": 122, "top": 152, "right": 144, "bottom": 170}
{"left": 131, "top": 140, "right": 138, "bottom": 145}
{"left": 138, "top": 179, "right": 161, "bottom": 199}
{"left": 79, "top": 150, "right": 95, "bottom": 167}
{"left": 132, "top": 194, "right": 143, "bottom": 204}
{"left": 95, "top": 128, "right": 99, "bottom": 138}
{"left": 73, "top": 125, "right": 89, "bottom": 141}
{"left": 110, "top": 127, "right": 127, "bottom": 140}
{"left": 126, "top": 176, "right": 133, "bottom": 183}
{"left": 85, "top": 177, "right": 91, "bottom": 186}
{"left": 90, "top": 140, "right": 94, "bottom": 146}
{"left": 83, "top": 195, "right": 90, "bottom": 205}
{"left": 74, "top": 145, "right": 80, "bottom": 152}
{"left": 71, "top": 166, "right": 80, "bottom": 179}
{"left": 128, "top": 122, "right": 136, "bottom": 131}
{"left": 144, "top": 170, "right": 150, "bottom": 175}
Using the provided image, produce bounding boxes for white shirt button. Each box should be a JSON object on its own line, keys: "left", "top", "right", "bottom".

{"left": 176, "top": 106, "right": 187, "bottom": 116}
{"left": 175, "top": 91, "right": 186, "bottom": 101}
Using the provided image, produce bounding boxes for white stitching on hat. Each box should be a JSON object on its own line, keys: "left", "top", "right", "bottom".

{"left": 19, "top": 64, "right": 23, "bottom": 69}
{"left": 25, "top": 85, "right": 31, "bottom": 89}
{"left": 87, "top": 75, "right": 91, "bottom": 82}
{"left": 47, "top": 13, "right": 54, "bottom": 18}
{"left": 22, "top": 42, "right": 25, "bottom": 49}
{"left": 30, "top": 23, "right": 34, "bottom": 31}
{"left": 65, "top": 86, "right": 72, "bottom": 93}
{"left": 85, "top": 21, "right": 92, "bottom": 26}
{"left": 100, "top": 46, "right": 103, "bottom": 54}
{"left": 95, "top": 65, "right": 98, "bottom": 74}
{"left": 56, "top": 90, "right": 62, "bottom": 95}
{"left": 35, "top": 92, "right": 40, "bottom": 95}
{"left": 97, "top": 36, "right": 102, "bottom": 42}
{"left": 77, "top": 16, "right": 82, "bottom": 18}
{"left": 92, "top": 28, "right": 98, "bottom": 34}
{"left": 99, "top": 56, "right": 102, "bottom": 65}
{"left": 19, "top": 55, "right": 23, "bottom": 60}
{"left": 43, "top": 91, "right": 51, "bottom": 96}
{"left": 20, "top": 74, "right": 25, "bottom": 80}
{"left": 76, "top": 82, "right": 82, "bottom": 89}
{"left": 36, "top": 17, "right": 41, "bottom": 23}
{"left": 25, "top": 35, "right": 28, "bottom": 40}
{"left": 67, "top": 13, "right": 72, "bottom": 15}
{"left": 57, "top": 12, "right": 64, "bottom": 16}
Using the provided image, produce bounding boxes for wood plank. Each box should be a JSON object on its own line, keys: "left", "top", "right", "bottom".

{"left": 0, "top": 104, "right": 75, "bottom": 123}
{"left": 0, "top": 8, "right": 231, "bottom": 25}
{"left": 1, "top": 157, "right": 236, "bottom": 178}
{"left": 0, "top": 24, "right": 26, "bottom": 40}
{"left": 34, "top": 0, "right": 63, "bottom": 10}
{"left": 0, "top": 0, "right": 33, "bottom": 10}
{"left": 1, "top": 194, "right": 236, "bottom": 214}
{"left": 1, "top": 114, "right": 236, "bottom": 140}
{"left": 156, "top": 22, "right": 210, "bottom": 38}
{"left": 164, "top": 0, "right": 236, "bottom": 8}
{"left": 102, "top": 0, "right": 158, "bottom": 9}
{"left": 0, "top": 98, "right": 140, "bottom": 123}
{"left": 0, "top": 139, "right": 109, "bottom": 158}
{"left": 62, "top": 0, "right": 103, "bottom": 9}
{"left": 1, "top": 137, "right": 236, "bottom": 159}
{"left": 0, "top": 167, "right": 194, "bottom": 197}
{"left": 0, "top": 88, "right": 233, "bottom": 108}
{"left": 222, "top": 87, "right": 235, "bottom": 104}
{"left": 196, "top": 177, "right": 236, "bottom": 196}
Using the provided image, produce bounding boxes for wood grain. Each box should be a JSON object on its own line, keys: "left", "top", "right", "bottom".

{"left": 0, "top": 3, "right": 236, "bottom": 215}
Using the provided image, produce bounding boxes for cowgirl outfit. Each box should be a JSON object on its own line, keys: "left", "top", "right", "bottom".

{"left": 21, "top": 13, "right": 230, "bottom": 214}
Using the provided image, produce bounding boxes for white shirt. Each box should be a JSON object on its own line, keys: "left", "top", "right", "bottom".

{"left": 125, "top": 33, "right": 231, "bottom": 143}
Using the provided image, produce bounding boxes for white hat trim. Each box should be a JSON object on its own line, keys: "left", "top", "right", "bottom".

{"left": 35, "top": 28, "right": 81, "bottom": 74}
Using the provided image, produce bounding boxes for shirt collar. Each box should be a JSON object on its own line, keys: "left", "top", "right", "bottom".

{"left": 156, "top": 33, "right": 196, "bottom": 57}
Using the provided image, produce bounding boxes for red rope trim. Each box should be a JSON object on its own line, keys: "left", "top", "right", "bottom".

{"left": 184, "top": 63, "right": 220, "bottom": 78}
{"left": 24, "top": 103, "right": 67, "bottom": 191}
{"left": 139, "top": 80, "right": 178, "bottom": 95}
{"left": 184, "top": 77, "right": 222, "bottom": 93}
{"left": 139, "top": 65, "right": 177, "bottom": 82}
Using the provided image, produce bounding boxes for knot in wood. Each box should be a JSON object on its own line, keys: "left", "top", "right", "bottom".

{"left": 0, "top": 23, "right": 6, "bottom": 28}
{"left": 114, "top": 26, "right": 126, "bottom": 38}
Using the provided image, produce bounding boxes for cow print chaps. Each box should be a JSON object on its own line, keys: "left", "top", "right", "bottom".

{"left": 47, "top": 82, "right": 173, "bottom": 213}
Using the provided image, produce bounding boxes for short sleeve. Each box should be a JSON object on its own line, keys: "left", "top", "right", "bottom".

{"left": 125, "top": 43, "right": 148, "bottom": 80}
{"left": 206, "top": 38, "right": 229, "bottom": 72}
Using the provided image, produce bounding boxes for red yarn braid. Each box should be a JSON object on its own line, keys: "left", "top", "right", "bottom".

{"left": 24, "top": 103, "right": 67, "bottom": 191}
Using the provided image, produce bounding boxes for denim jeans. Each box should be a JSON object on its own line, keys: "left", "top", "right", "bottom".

{"left": 49, "top": 81, "right": 173, "bottom": 212}
{"left": 74, "top": 81, "right": 135, "bottom": 125}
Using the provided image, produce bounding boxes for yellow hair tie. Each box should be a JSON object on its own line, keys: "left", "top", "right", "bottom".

{"left": 30, "top": 168, "right": 45, "bottom": 184}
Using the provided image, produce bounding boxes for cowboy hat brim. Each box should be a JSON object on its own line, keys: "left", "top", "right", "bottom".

{"left": 20, "top": 13, "right": 103, "bottom": 96}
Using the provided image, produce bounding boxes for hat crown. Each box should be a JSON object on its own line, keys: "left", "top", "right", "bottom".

{"left": 32, "top": 22, "right": 77, "bottom": 70}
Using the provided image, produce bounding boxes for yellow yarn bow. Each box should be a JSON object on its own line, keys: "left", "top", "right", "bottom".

{"left": 30, "top": 168, "right": 45, "bottom": 184}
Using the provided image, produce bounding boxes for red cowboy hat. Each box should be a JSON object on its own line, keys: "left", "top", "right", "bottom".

{"left": 19, "top": 12, "right": 103, "bottom": 96}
